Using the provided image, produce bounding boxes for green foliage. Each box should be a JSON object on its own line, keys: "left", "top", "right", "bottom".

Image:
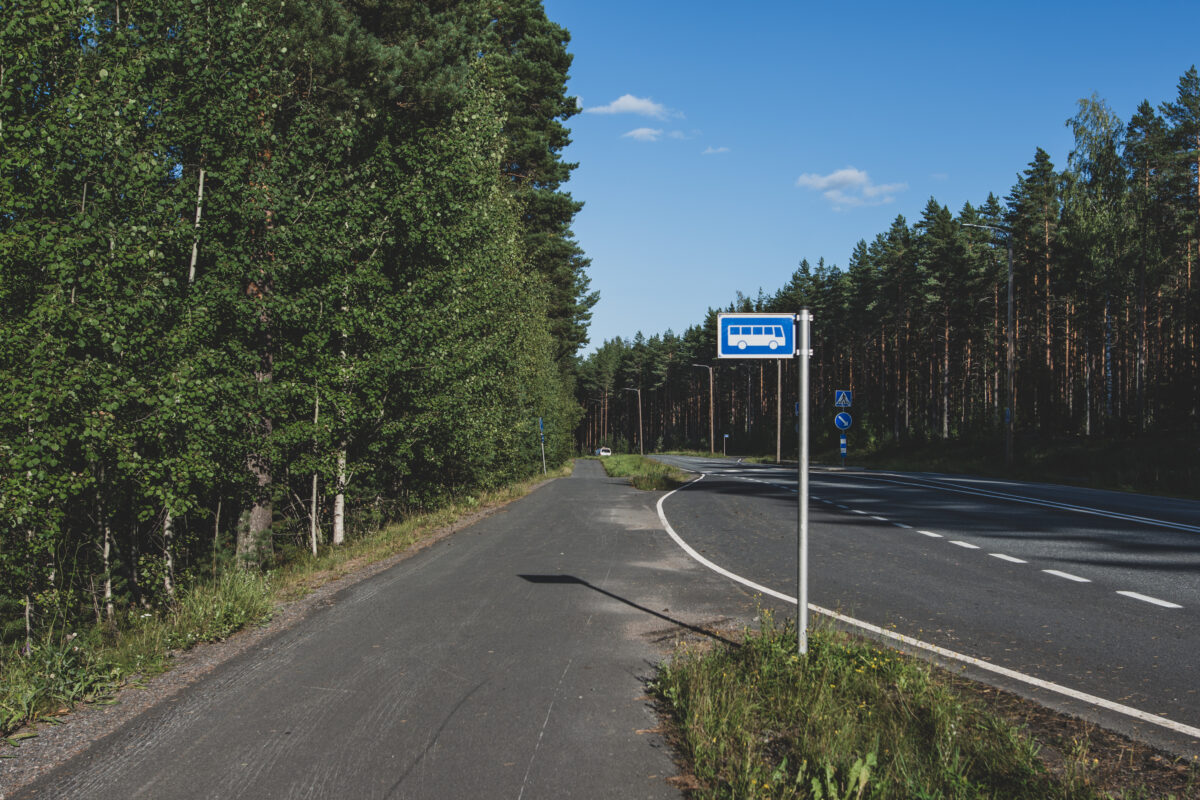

{"left": 1, "top": 0, "right": 589, "bottom": 644}
{"left": 165, "top": 570, "right": 273, "bottom": 650}
{"left": 653, "top": 615, "right": 1119, "bottom": 799}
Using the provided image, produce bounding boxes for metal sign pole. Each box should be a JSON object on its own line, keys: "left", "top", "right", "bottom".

{"left": 797, "top": 309, "right": 811, "bottom": 655}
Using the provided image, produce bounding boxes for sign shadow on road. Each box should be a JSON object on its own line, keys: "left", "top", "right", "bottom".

{"left": 518, "top": 574, "right": 738, "bottom": 647}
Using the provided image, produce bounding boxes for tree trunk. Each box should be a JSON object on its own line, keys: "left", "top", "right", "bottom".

{"left": 333, "top": 447, "right": 346, "bottom": 545}
{"left": 309, "top": 391, "right": 320, "bottom": 556}
{"left": 942, "top": 309, "right": 950, "bottom": 439}
{"left": 162, "top": 509, "right": 176, "bottom": 600}
{"left": 188, "top": 168, "right": 205, "bottom": 285}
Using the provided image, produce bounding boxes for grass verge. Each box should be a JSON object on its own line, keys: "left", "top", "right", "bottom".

{"left": 1, "top": 570, "right": 273, "bottom": 740}
{"left": 653, "top": 613, "right": 1197, "bottom": 799}
{"left": 0, "top": 464, "right": 571, "bottom": 741}
{"left": 597, "top": 454, "right": 693, "bottom": 490}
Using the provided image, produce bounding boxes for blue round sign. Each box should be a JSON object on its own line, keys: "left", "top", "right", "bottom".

{"left": 834, "top": 412, "right": 852, "bottom": 430}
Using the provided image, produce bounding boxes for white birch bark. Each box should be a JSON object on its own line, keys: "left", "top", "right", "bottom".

{"left": 333, "top": 285, "right": 349, "bottom": 545}
{"left": 103, "top": 522, "right": 113, "bottom": 623}
{"left": 188, "top": 168, "right": 205, "bottom": 284}
{"left": 333, "top": 448, "right": 346, "bottom": 545}
{"left": 310, "top": 392, "right": 320, "bottom": 555}
{"left": 163, "top": 510, "right": 176, "bottom": 599}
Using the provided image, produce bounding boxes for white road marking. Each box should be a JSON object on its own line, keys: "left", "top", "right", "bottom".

{"left": 990, "top": 553, "right": 1027, "bottom": 564}
{"left": 1043, "top": 569, "right": 1091, "bottom": 583}
{"left": 851, "top": 509, "right": 868, "bottom": 515}
{"left": 857, "top": 474, "right": 1200, "bottom": 534}
{"left": 655, "top": 478, "right": 1200, "bottom": 742}
{"left": 917, "top": 530, "right": 942, "bottom": 538}
{"left": 1117, "top": 591, "right": 1183, "bottom": 609}
{"left": 893, "top": 522, "right": 912, "bottom": 529}
{"left": 870, "top": 515, "right": 889, "bottom": 522}
{"left": 950, "top": 540, "right": 980, "bottom": 549}
{"left": 836, "top": 504, "right": 849, "bottom": 510}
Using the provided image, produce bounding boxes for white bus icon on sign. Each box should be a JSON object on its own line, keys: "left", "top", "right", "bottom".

{"left": 728, "top": 324, "right": 786, "bottom": 351}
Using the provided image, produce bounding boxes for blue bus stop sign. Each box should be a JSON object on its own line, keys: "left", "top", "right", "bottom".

{"left": 716, "top": 313, "right": 797, "bottom": 359}
{"left": 834, "top": 412, "right": 852, "bottom": 430}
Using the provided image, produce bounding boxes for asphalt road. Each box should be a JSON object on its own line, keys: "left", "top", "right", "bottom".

{"left": 9, "top": 461, "right": 762, "bottom": 800}
{"left": 654, "top": 455, "right": 1200, "bottom": 757}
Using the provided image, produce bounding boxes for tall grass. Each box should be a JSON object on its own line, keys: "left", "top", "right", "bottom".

{"left": 1, "top": 571, "right": 272, "bottom": 738}
{"left": 653, "top": 614, "right": 1122, "bottom": 799}
{"left": 598, "top": 454, "right": 692, "bottom": 490}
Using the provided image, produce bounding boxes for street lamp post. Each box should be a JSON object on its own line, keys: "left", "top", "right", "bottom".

{"left": 623, "top": 387, "right": 643, "bottom": 456}
{"left": 691, "top": 364, "right": 714, "bottom": 454}
{"left": 963, "top": 222, "right": 1014, "bottom": 467}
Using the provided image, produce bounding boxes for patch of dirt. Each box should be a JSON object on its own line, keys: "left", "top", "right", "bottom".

{"left": 948, "top": 676, "right": 1200, "bottom": 799}
{"left": 0, "top": 483, "right": 546, "bottom": 799}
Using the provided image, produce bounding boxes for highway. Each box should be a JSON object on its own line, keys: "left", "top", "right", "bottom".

{"left": 654, "top": 455, "right": 1200, "bottom": 756}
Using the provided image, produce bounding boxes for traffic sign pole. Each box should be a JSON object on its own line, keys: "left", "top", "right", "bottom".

{"left": 797, "top": 308, "right": 811, "bottom": 655}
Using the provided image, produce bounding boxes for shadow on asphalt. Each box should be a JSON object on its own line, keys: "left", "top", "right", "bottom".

{"left": 518, "top": 574, "right": 740, "bottom": 648}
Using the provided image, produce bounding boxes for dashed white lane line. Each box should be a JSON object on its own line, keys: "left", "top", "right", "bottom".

{"left": 654, "top": 476, "right": 1200, "bottom": 743}
{"left": 705, "top": 462, "right": 1185, "bottom": 606}
{"left": 1043, "top": 569, "right": 1091, "bottom": 583}
{"left": 1117, "top": 591, "right": 1183, "bottom": 609}
{"left": 816, "top": 496, "right": 1183, "bottom": 609}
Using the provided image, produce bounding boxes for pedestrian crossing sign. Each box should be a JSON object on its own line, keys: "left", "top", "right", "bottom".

{"left": 835, "top": 390, "right": 852, "bottom": 407}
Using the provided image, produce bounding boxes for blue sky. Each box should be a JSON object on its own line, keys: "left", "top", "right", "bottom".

{"left": 542, "top": 0, "right": 1200, "bottom": 352}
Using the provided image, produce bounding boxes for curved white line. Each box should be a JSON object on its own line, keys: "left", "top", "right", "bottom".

{"left": 654, "top": 475, "right": 1200, "bottom": 742}
{"left": 656, "top": 474, "right": 794, "bottom": 605}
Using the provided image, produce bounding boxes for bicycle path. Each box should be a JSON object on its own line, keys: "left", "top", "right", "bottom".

{"left": 14, "top": 461, "right": 762, "bottom": 799}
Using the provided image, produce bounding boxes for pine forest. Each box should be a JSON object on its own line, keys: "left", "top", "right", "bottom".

{"left": 577, "top": 76, "right": 1200, "bottom": 497}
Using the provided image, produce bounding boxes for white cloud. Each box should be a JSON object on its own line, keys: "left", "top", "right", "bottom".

{"left": 622, "top": 127, "right": 663, "bottom": 142}
{"left": 585, "top": 94, "right": 675, "bottom": 120}
{"left": 703, "top": 146, "right": 730, "bottom": 155}
{"left": 795, "top": 167, "right": 907, "bottom": 209}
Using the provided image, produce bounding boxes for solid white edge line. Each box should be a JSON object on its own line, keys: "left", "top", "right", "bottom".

{"left": 654, "top": 474, "right": 1200, "bottom": 742}
{"left": 1043, "top": 569, "right": 1091, "bottom": 583}
{"left": 1117, "top": 591, "right": 1183, "bottom": 609}
{"left": 858, "top": 474, "right": 1200, "bottom": 535}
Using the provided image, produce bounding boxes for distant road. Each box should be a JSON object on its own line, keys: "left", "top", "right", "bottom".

{"left": 654, "top": 455, "right": 1200, "bottom": 756}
